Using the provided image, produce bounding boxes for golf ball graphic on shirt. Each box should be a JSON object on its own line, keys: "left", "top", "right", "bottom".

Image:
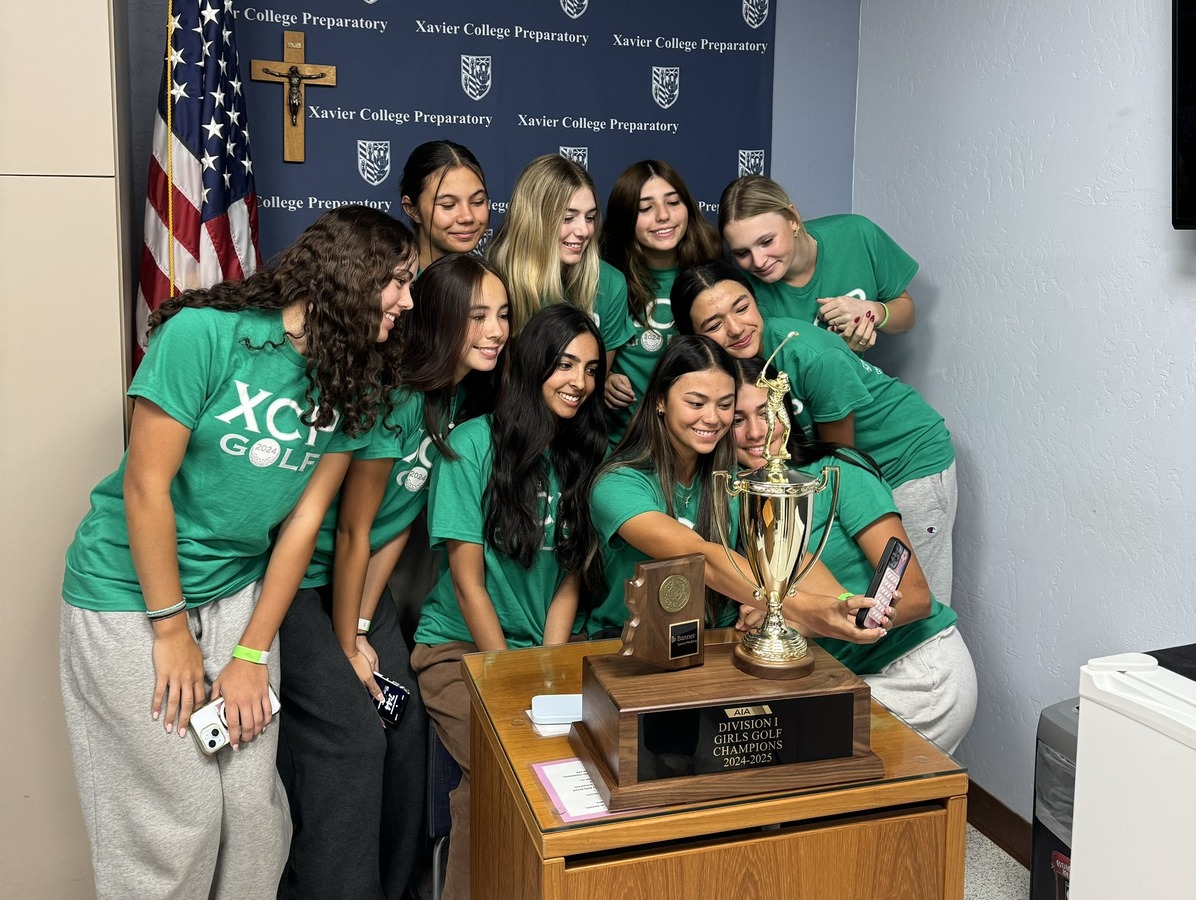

{"left": 248, "top": 438, "right": 282, "bottom": 468}
{"left": 403, "top": 467, "right": 429, "bottom": 492}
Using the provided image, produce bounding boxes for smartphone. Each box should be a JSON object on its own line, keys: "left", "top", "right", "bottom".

{"left": 855, "top": 537, "right": 911, "bottom": 629}
{"left": 191, "top": 686, "right": 282, "bottom": 756}
{"left": 373, "top": 672, "right": 411, "bottom": 727}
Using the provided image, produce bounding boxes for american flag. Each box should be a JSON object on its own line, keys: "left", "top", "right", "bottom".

{"left": 135, "top": 0, "right": 260, "bottom": 366}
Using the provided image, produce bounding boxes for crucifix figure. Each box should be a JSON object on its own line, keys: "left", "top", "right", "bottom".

{"left": 263, "top": 65, "right": 327, "bottom": 126}
{"left": 251, "top": 31, "right": 336, "bottom": 162}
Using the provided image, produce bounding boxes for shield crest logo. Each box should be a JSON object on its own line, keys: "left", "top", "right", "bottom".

{"left": 651, "top": 66, "right": 680, "bottom": 110}
{"left": 559, "top": 146, "right": 589, "bottom": 169}
{"left": 738, "top": 149, "right": 766, "bottom": 177}
{"left": 560, "top": 0, "right": 589, "bottom": 18}
{"left": 742, "top": 0, "right": 769, "bottom": 29}
{"left": 357, "top": 140, "right": 391, "bottom": 187}
{"left": 461, "top": 55, "right": 492, "bottom": 101}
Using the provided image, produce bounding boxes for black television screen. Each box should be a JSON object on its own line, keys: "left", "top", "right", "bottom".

{"left": 1178, "top": 0, "right": 1196, "bottom": 228}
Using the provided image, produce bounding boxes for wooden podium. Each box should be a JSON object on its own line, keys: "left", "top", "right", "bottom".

{"left": 463, "top": 633, "right": 968, "bottom": 900}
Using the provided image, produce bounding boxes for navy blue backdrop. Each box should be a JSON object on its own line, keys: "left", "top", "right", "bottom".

{"left": 234, "top": 0, "right": 775, "bottom": 258}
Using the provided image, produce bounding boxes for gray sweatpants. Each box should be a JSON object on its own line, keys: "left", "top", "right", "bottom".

{"left": 892, "top": 461, "right": 958, "bottom": 606}
{"left": 864, "top": 625, "right": 977, "bottom": 755}
{"left": 59, "top": 582, "right": 291, "bottom": 900}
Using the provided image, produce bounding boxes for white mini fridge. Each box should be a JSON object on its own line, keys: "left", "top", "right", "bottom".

{"left": 1070, "top": 647, "right": 1196, "bottom": 899}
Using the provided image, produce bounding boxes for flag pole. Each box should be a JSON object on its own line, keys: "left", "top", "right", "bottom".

{"left": 165, "top": 1, "right": 176, "bottom": 299}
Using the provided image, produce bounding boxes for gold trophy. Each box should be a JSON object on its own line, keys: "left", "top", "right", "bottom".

{"left": 714, "top": 332, "right": 839, "bottom": 679}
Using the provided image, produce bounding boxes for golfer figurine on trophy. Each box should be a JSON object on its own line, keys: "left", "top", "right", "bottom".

{"left": 714, "top": 332, "right": 840, "bottom": 680}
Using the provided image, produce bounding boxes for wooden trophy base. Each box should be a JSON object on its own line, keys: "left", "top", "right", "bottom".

{"left": 732, "top": 642, "right": 816, "bottom": 680}
{"left": 568, "top": 642, "right": 883, "bottom": 811}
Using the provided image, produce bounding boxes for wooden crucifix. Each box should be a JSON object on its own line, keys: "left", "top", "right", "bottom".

{"left": 251, "top": 31, "right": 336, "bottom": 163}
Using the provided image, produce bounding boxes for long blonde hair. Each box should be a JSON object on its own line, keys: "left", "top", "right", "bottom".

{"left": 488, "top": 155, "right": 601, "bottom": 333}
{"left": 718, "top": 175, "right": 803, "bottom": 234}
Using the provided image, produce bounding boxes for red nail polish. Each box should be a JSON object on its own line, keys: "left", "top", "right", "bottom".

{"left": 854, "top": 316, "right": 860, "bottom": 323}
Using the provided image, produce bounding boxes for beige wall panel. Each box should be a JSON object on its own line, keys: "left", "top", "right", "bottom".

{"left": 0, "top": 173, "right": 126, "bottom": 899}
{"left": 0, "top": 1, "right": 117, "bottom": 176}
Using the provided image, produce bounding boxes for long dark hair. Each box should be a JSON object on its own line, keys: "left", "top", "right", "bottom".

{"left": 733, "top": 355, "right": 882, "bottom": 477}
{"left": 602, "top": 335, "right": 741, "bottom": 624}
{"left": 484, "top": 305, "right": 608, "bottom": 602}
{"left": 149, "top": 205, "right": 416, "bottom": 437}
{"left": 402, "top": 255, "right": 507, "bottom": 456}
{"left": 602, "top": 160, "right": 721, "bottom": 324}
{"left": 399, "top": 140, "right": 489, "bottom": 260}
{"left": 670, "top": 260, "right": 754, "bottom": 337}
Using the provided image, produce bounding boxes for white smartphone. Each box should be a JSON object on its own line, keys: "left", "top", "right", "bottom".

{"left": 191, "top": 686, "right": 282, "bottom": 756}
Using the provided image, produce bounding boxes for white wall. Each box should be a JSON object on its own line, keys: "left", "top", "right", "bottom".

{"left": 0, "top": 0, "right": 130, "bottom": 896}
{"left": 854, "top": 0, "right": 1196, "bottom": 818}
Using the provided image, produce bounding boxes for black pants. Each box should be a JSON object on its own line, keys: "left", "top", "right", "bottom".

{"left": 277, "top": 585, "right": 427, "bottom": 900}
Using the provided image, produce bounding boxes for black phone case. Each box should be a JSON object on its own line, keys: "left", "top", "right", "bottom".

{"left": 373, "top": 672, "right": 411, "bottom": 726}
{"left": 855, "top": 536, "right": 911, "bottom": 628}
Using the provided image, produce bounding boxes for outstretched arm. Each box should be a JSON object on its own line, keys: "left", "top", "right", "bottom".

{"left": 615, "top": 511, "right": 885, "bottom": 643}
{"left": 212, "top": 450, "right": 351, "bottom": 748}
{"left": 543, "top": 572, "right": 580, "bottom": 646}
{"left": 124, "top": 398, "right": 206, "bottom": 737}
{"left": 446, "top": 540, "right": 508, "bottom": 652}
{"left": 331, "top": 457, "right": 392, "bottom": 697}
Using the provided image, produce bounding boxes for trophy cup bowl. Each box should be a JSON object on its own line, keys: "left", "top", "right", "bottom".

{"left": 715, "top": 464, "right": 839, "bottom": 679}
{"left": 713, "top": 330, "right": 840, "bottom": 679}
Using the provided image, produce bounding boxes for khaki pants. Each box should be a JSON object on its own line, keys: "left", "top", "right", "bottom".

{"left": 412, "top": 640, "right": 477, "bottom": 900}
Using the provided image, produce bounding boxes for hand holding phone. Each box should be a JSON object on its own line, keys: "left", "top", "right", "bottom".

{"left": 856, "top": 537, "right": 911, "bottom": 629}
{"left": 373, "top": 672, "right": 411, "bottom": 727}
{"left": 191, "top": 686, "right": 281, "bottom": 755}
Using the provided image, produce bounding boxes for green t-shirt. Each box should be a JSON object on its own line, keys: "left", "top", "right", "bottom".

{"left": 414, "top": 416, "right": 569, "bottom": 649}
{"left": 303, "top": 388, "right": 460, "bottom": 587}
{"left": 605, "top": 267, "right": 678, "bottom": 445}
{"left": 803, "top": 452, "right": 957, "bottom": 675}
{"left": 588, "top": 465, "right": 739, "bottom": 634}
{"left": 583, "top": 261, "right": 636, "bottom": 355}
{"left": 763, "top": 319, "right": 954, "bottom": 488}
{"left": 63, "top": 307, "right": 367, "bottom": 612}
{"left": 748, "top": 214, "right": 918, "bottom": 327}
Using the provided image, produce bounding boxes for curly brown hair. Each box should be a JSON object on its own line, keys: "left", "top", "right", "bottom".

{"left": 149, "top": 205, "right": 417, "bottom": 436}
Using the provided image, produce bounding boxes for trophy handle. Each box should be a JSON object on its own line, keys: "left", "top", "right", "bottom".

{"left": 792, "top": 465, "right": 840, "bottom": 585}
{"left": 712, "top": 471, "right": 765, "bottom": 598}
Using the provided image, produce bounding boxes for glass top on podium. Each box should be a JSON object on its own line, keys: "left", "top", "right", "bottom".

{"left": 462, "top": 632, "right": 967, "bottom": 836}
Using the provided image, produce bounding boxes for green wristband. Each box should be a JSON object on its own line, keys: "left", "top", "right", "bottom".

{"left": 232, "top": 644, "right": 270, "bottom": 665}
{"left": 877, "top": 302, "right": 891, "bottom": 330}
{"left": 836, "top": 592, "right": 854, "bottom": 603}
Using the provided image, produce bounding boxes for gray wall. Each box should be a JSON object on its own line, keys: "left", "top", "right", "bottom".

{"left": 854, "top": 0, "right": 1196, "bottom": 819}
{"left": 770, "top": 0, "right": 860, "bottom": 217}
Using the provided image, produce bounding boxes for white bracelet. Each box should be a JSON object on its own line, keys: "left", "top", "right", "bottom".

{"left": 146, "top": 598, "right": 187, "bottom": 620}
{"left": 357, "top": 617, "right": 372, "bottom": 634}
